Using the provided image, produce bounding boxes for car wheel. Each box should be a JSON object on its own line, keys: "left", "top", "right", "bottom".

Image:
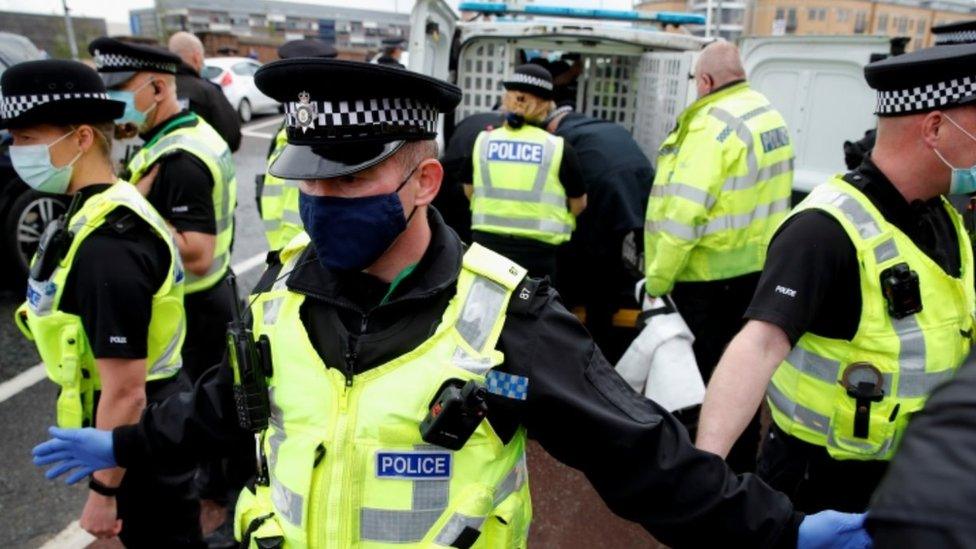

{"left": 238, "top": 98, "right": 252, "bottom": 123}
{"left": 4, "top": 189, "right": 68, "bottom": 280}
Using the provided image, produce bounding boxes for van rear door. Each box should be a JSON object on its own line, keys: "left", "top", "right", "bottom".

{"left": 408, "top": 0, "right": 457, "bottom": 81}
{"left": 740, "top": 36, "right": 889, "bottom": 194}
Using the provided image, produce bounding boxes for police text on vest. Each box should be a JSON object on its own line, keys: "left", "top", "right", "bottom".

{"left": 376, "top": 451, "right": 452, "bottom": 480}
{"left": 486, "top": 140, "right": 545, "bottom": 164}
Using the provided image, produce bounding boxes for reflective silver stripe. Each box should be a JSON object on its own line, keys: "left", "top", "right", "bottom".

{"left": 493, "top": 454, "right": 527, "bottom": 506}
{"left": 261, "top": 184, "right": 284, "bottom": 197}
{"left": 645, "top": 197, "right": 789, "bottom": 241}
{"left": 473, "top": 186, "right": 568, "bottom": 208}
{"left": 434, "top": 514, "right": 486, "bottom": 546}
{"left": 709, "top": 107, "right": 758, "bottom": 190}
{"left": 651, "top": 182, "right": 715, "bottom": 209}
{"left": 478, "top": 133, "right": 558, "bottom": 194}
{"left": 216, "top": 216, "right": 232, "bottom": 233}
{"left": 741, "top": 105, "right": 771, "bottom": 121}
{"left": 786, "top": 347, "right": 840, "bottom": 383}
{"left": 874, "top": 238, "right": 899, "bottom": 264}
{"left": 271, "top": 476, "right": 303, "bottom": 526}
{"left": 827, "top": 429, "right": 895, "bottom": 457}
{"left": 267, "top": 388, "right": 285, "bottom": 470}
{"left": 471, "top": 213, "right": 572, "bottom": 236}
{"left": 724, "top": 157, "right": 794, "bottom": 192}
{"left": 149, "top": 315, "right": 184, "bottom": 377}
{"left": 282, "top": 210, "right": 303, "bottom": 225}
{"left": 456, "top": 276, "right": 508, "bottom": 353}
{"left": 659, "top": 144, "right": 678, "bottom": 156}
{"left": 766, "top": 382, "right": 830, "bottom": 435}
{"left": 360, "top": 444, "right": 451, "bottom": 543}
{"left": 261, "top": 259, "right": 294, "bottom": 326}
{"left": 360, "top": 508, "right": 444, "bottom": 543}
{"left": 897, "top": 369, "right": 954, "bottom": 398}
{"left": 805, "top": 187, "right": 882, "bottom": 240}
{"left": 264, "top": 219, "right": 281, "bottom": 231}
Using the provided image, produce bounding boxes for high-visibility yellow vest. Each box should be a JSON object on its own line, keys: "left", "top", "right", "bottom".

{"left": 261, "top": 126, "right": 303, "bottom": 251}
{"left": 234, "top": 235, "right": 532, "bottom": 548}
{"left": 128, "top": 112, "right": 237, "bottom": 293}
{"left": 767, "top": 177, "right": 975, "bottom": 461}
{"left": 470, "top": 124, "right": 575, "bottom": 246}
{"left": 14, "top": 182, "right": 185, "bottom": 428}
{"left": 644, "top": 82, "right": 794, "bottom": 296}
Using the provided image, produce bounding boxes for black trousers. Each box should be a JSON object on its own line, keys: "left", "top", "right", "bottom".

{"left": 97, "top": 378, "right": 205, "bottom": 547}
{"left": 670, "top": 272, "right": 762, "bottom": 474}
{"left": 472, "top": 231, "right": 559, "bottom": 281}
{"left": 757, "top": 424, "right": 888, "bottom": 513}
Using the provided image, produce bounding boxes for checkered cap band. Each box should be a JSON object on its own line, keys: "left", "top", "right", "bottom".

{"left": 934, "top": 30, "right": 976, "bottom": 45}
{"left": 484, "top": 370, "right": 529, "bottom": 401}
{"left": 506, "top": 73, "right": 553, "bottom": 91}
{"left": 876, "top": 75, "right": 976, "bottom": 114}
{"left": 283, "top": 97, "right": 439, "bottom": 139}
{"left": 92, "top": 49, "right": 177, "bottom": 74}
{"left": 0, "top": 92, "right": 111, "bottom": 120}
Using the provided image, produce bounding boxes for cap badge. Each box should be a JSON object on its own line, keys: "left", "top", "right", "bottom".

{"left": 295, "top": 90, "right": 316, "bottom": 133}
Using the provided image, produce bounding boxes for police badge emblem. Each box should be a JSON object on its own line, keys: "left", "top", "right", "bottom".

{"left": 295, "top": 91, "right": 317, "bottom": 133}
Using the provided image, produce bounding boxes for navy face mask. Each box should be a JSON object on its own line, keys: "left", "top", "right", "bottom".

{"left": 299, "top": 164, "right": 419, "bottom": 272}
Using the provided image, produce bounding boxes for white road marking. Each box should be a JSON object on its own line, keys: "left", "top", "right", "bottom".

{"left": 39, "top": 521, "right": 93, "bottom": 549}
{"left": 0, "top": 251, "right": 268, "bottom": 405}
{"left": 242, "top": 115, "right": 283, "bottom": 131}
{"left": 242, "top": 129, "right": 275, "bottom": 139}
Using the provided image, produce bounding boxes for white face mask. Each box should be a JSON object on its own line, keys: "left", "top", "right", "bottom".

{"left": 9, "top": 129, "right": 81, "bottom": 195}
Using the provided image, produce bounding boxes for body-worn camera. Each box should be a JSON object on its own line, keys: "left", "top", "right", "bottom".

{"left": 420, "top": 379, "right": 488, "bottom": 451}
{"left": 30, "top": 193, "right": 83, "bottom": 282}
{"left": 880, "top": 263, "right": 922, "bottom": 319}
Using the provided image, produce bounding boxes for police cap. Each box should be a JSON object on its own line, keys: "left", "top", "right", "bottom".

{"left": 277, "top": 38, "right": 337, "bottom": 60}
{"left": 865, "top": 43, "right": 976, "bottom": 116}
{"left": 88, "top": 36, "right": 181, "bottom": 88}
{"left": 932, "top": 20, "right": 976, "bottom": 46}
{"left": 0, "top": 59, "right": 125, "bottom": 129}
{"left": 255, "top": 58, "right": 460, "bottom": 179}
{"left": 502, "top": 64, "right": 554, "bottom": 100}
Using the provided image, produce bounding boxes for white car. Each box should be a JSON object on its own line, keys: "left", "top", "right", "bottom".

{"left": 202, "top": 56, "right": 278, "bottom": 122}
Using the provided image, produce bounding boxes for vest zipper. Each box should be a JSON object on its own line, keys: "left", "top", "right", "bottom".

{"left": 321, "top": 370, "right": 357, "bottom": 546}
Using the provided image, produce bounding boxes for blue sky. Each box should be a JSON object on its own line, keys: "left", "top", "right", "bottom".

{"left": 0, "top": 0, "right": 635, "bottom": 24}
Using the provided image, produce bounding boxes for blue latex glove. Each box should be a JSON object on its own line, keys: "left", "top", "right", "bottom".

{"left": 32, "top": 426, "right": 116, "bottom": 485}
{"left": 798, "top": 511, "right": 872, "bottom": 549}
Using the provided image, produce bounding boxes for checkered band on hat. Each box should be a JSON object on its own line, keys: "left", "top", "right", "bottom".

{"left": 875, "top": 75, "right": 976, "bottom": 114}
{"left": 506, "top": 73, "right": 553, "bottom": 91}
{"left": 282, "top": 96, "right": 439, "bottom": 138}
{"left": 92, "top": 49, "right": 177, "bottom": 74}
{"left": 934, "top": 30, "right": 976, "bottom": 45}
{"left": 0, "top": 92, "right": 110, "bottom": 120}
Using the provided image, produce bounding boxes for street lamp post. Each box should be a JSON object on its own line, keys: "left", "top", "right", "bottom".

{"left": 62, "top": 0, "right": 78, "bottom": 60}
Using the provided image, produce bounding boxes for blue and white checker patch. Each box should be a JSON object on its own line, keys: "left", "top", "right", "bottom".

{"left": 485, "top": 370, "right": 529, "bottom": 401}
{"left": 376, "top": 451, "right": 452, "bottom": 480}
{"left": 486, "top": 140, "right": 545, "bottom": 164}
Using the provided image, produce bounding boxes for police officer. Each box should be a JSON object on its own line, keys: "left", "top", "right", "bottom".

{"left": 645, "top": 40, "right": 794, "bottom": 472}
{"left": 3, "top": 60, "right": 203, "bottom": 546}
{"left": 376, "top": 37, "right": 406, "bottom": 68}
{"left": 259, "top": 38, "right": 337, "bottom": 254}
{"left": 696, "top": 43, "right": 976, "bottom": 513}
{"left": 89, "top": 37, "right": 238, "bottom": 384}
{"left": 168, "top": 31, "right": 242, "bottom": 152}
{"left": 31, "top": 57, "right": 870, "bottom": 549}
{"left": 463, "top": 64, "right": 587, "bottom": 280}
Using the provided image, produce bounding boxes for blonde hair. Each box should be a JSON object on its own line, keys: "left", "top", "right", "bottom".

{"left": 502, "top": 90, "right": 554, "bottom": 124}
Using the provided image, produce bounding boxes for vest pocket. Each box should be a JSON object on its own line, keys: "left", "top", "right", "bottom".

{"left": 826, "top": 383, "right": 899, "bottom": 460}
{"left": 234, "top": 484, "right": 286, "bottom": 548}
{"left": 478, "top": 490, "right": 530, "bottom": 549}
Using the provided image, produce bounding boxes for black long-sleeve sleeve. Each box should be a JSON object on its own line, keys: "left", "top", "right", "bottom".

{"left": 490, "top": 280, "right": 802, "bottom": 548}
{"left": 113, "top": 357, "right": 248, "bottom": 471}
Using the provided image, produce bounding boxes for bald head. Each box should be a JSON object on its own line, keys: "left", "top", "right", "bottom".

{"left": 694, "top": 40, "right": 746, "bottom": 98}
{"left": 168, "top": 31, "right": 204, "bottom": 73}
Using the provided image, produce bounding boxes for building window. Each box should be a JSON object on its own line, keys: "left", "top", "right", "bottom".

{"left": 776, "top": 7, "right": 784, "bottom": 20}
{"left": 855, "top": 11, "right": 867, "bottom": 34}
{"left": 818, "top": 9, "right": 827, "bottom": 21}
{"left": 877, "top": 13, "right": 888, "bottom": 32}
{"left": 837, "top": 8, "right": 850, "bottom": 23}
{"left": 808, "top": 7, "right": 817, "bottom": 21}
{"left": 787, "top": 8, "right": 797, "bottom": 33}
{"left": 897, "top": 16, "right": 908, "bottom": 33}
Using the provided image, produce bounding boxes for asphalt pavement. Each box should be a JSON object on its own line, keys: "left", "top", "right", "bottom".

{"left": 0, "top": 115, "right": 281, "bottom": 548}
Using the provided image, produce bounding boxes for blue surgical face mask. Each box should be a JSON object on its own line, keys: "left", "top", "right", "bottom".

{"left": 10, "top": 129, "right": 81, "bottom": 195}
{"left": 107, "top": 78, "right": 157, "bottom": 128}
{"left": 934, "top": 114, "right": 976, "bottom": 195}
{"left": 299, "top": 164, "right": 419, "bottom": 272}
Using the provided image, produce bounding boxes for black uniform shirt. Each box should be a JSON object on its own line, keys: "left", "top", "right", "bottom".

{"left": 175, "top": 63, "right": 242, "bottom": 152}
{"left": 139, "top": 110, "right": 217, "bottom": 235}
{"left": 114, "top": 209, "right": 801, "bottom": 548}
{"left": 459, "top": 131, "right": 587, "bottom": 198}
{"left": 746, "top": 157, "right": 961, "bottom": 344}
{"left": 58, "top": 184, "right": 170, "bottom": 358}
